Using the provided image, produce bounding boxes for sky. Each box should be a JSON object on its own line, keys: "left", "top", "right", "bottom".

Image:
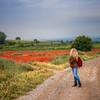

{"left": 0, "top": 0, "right": 100, "bottom": 40}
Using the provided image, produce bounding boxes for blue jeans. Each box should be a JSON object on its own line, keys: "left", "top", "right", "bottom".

{"left": 72, "top": 67, "right": 81, "bottom": 83}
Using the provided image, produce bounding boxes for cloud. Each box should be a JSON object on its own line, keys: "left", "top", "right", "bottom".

{"left": 15, "top": 0, "right": 62, "bottom": 9}
{"left": 0, "top": 0, "right": 100, "bottom": 39}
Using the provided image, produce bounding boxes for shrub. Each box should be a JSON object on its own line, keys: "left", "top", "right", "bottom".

{"left": 6, "top": 41, "right": 16, "bottom": 45}
{"left": 0, "top": 31, "right": 7, "bottom": 44}
{"left": 71, "top": 35, "right": 93, "bottom": 51}
{"left": 19, "top": 44, "right": 24, "bottom": 47}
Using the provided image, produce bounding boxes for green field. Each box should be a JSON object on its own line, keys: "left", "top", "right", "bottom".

{"left": 0, "top": 39, "right": 71, "bottom": 51}
{"left": 0, "top": 39, "right": 100, "bottom": 51}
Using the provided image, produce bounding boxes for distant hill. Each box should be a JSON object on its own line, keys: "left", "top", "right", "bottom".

{"left": 43, "top": 36, "right": 100, "bottom": 42}
{"left": 48, "top": 37, "right": 75, "bottom": 42}
{"left": 91, "top": 37, "right": 100, "bottom": 42}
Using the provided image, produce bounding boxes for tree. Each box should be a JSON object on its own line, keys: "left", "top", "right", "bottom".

{"left": 71, "top": 35, "right": 93, "bottom": 51}
{"left": 0, "top": 31, "right": 7, "bottom": 44}
{"left": 34, "top": 39, "right": 39, "bottom": 43}
{"left": 61, "top": 40, "right": 64, "bottom": 44}
{"left": 15, "top": 37, "right": 21, "bottom": 40}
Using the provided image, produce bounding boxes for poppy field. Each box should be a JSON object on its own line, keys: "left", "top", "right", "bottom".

{"left": 0, "top": 49, "right": 100, "bottom": 63}
{"left": 0, "top": 50, "right": 70, "bottom": 63}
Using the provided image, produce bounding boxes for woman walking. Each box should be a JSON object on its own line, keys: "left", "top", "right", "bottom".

{"left": 69, "top": 48, "right": 82, "bottom": 87}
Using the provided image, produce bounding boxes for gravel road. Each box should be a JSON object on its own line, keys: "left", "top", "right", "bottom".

{"left": 16, "top": 57, "right": 100, "bottom": 100}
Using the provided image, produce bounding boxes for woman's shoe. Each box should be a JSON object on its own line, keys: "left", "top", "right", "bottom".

{"left": 78, "top": 82, "right": 82, "bottom": 87}
{"left": 72, "top": 81, "right": 77, "bottom": 87}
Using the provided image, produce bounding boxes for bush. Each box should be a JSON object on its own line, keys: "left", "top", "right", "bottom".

{"left": 19, "top": 43, "right": 24, "bottom": 47}
{"left": 71, "top": 35, "right": 93, "bottom": 51}
{"left": 6, "top": 41, "right": 16, "bottom": 45}
{"left": 0, "top": 32, "right": 7, "bottom": 44}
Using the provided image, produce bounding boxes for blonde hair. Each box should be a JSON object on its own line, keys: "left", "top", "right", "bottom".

{"left": 70, "top": 48, "right": 78, "bottom": 61}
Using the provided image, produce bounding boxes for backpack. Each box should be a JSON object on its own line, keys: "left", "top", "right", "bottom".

{"left": 77, "top": 56, "right": 83, "bottom": 68}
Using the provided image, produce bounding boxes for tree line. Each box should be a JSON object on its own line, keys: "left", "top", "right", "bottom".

{"left": 0, "top": 31, "right": 99, "bottom": 51}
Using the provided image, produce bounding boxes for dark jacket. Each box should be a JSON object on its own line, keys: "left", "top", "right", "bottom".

{"left": 69, "top": 56, "right": 78, "bottom": 68}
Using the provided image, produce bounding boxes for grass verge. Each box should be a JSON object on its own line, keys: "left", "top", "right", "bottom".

{"left": 0, "top": 59, "right": 53, "bottom": 100}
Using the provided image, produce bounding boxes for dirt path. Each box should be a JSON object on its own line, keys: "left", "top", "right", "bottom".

{"left": 16, "top": 57, "right": 100, "bottom": 100}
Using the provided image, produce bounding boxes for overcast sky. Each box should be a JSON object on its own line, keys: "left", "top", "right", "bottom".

{"left": 0, "top": 0, "right": 100, "bottom": 40}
